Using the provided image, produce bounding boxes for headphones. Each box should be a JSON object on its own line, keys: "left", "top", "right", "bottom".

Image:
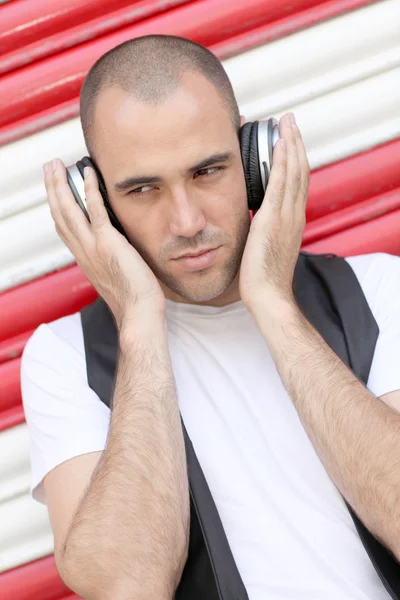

{"left": 66, "top": 117, "right": 280, "bottom": 237}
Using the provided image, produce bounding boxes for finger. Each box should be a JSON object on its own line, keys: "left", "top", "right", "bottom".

{"left": 44, "top": 161, "right": 75, "bottom": 243}
{"left": 292, "top": 119, "right": 310, "bottom": 205}
{"left": 83, "top": 166, "right": 111, "bottom": 232}
{"left": 262, "top": 136, "right": 287, "bottom": 213}
{"left": 281, "top": 114, "right": 301, "bottom": 213}
{"left": 43, "top": 162, "right": 58, "bottom": 221}
{"left": 51, "top": 158, "right": 92, "bottom": 245}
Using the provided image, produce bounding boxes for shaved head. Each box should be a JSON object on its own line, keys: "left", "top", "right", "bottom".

{"left": 80, "top": 35, "right": 240, "bottom": 161}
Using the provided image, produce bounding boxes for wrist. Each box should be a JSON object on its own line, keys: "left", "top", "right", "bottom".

{"left": 250, "top": 292, "right": 302, "bottom": 335}
{"left": 119, "top": 313, "right": 168, "bottom": 347}
{"left": 247, "top": 288, "right": 297, "bottom": 319}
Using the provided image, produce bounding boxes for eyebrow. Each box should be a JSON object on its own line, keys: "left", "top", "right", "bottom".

{"left": 113, "top": 151, "right": 233, "bottom": 192}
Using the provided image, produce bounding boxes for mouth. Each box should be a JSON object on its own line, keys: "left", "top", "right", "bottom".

{"left": 174, "top": 246, "right": 218, "bottom": 259}
{"left": 173, "top": 246, "right": 221, "bottom": 271}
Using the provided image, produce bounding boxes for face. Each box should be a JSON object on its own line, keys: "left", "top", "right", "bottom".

{"left": 92, "top": 71, "right": 250, "bottom": 306}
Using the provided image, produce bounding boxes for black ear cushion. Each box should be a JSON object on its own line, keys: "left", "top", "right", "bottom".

{"left": 77, "top": 156, "right": 108, "bottom": 202}
{"left": 239, "top": 121, "right": 265, "bottom": 211}
{"left": 75, "top": 156, "right": 127, "bottom": 238}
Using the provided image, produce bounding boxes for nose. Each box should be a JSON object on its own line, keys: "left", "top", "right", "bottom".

{"left": 168, "top": 187, "right": 206, "bottom": 238}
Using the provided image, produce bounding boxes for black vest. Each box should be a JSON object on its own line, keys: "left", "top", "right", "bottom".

{"left": 80, "top": 252, "right": 400, "bottom": 599}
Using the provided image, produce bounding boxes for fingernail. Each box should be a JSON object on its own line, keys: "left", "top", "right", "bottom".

{"left": 290, "top": 113, "right": 296, "bottom": 125}
{"left": 52, "top": 158, "right": 57, "bottom": 172}
{"left": 84, "top": 166, "right": 90, "bottom": 179}
{"left": 43, "top": 163, "right": 48, "bottom": 174}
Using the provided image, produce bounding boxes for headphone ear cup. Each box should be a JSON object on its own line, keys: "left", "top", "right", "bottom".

{"left": 76, "top": 156, "right": 127, "bottom": 238}
{"left": 239, "top": 121, "right": 265, "bottom": 211}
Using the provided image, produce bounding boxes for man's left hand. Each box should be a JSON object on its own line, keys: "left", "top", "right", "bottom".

{"left": 239, "top": 112, "right": 310, "bottom": 316}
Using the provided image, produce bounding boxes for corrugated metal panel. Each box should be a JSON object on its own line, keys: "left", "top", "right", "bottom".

{"left": 2, "top": 2, "right": 399, "bottom": 293}
{"left": 0, "top": 0, "right": 375, "bottom": 146}
{"left": 0, "top": 0, "right": 192, "bottom": 69}
{"left": 0, "top": 0, "right": 332, "bottom": 133}
{"left": 0, "top": 424, "right": 54, "bottom": 573}
{"left": 0, "top": 0, "right": 399, "bottom": 596}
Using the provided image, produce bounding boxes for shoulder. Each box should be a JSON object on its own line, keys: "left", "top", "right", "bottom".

{"left": 21, "top": 311, "right": 89, "bottom": 399}
{"left": 21, "top": 311, "right": 110, "bottom": 504}
{"left": 23, "top": 311, "right": 85, "bottom": 366}
{"left": 344, "top": 253, "right": 400, "bottom": 397}
{"left": 344, "top": 252, "right": 400, "bottom": 323}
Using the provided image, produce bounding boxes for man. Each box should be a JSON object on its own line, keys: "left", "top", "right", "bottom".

{"left": 21, "top": 35, "right": 400, "bottom": 600}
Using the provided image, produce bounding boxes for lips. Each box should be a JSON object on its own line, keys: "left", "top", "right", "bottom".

{"left": 175, "top": 247, "right": 217, "bottom": 259}
{"left": 174, "top": 246, "right": 220, "bottom": 270}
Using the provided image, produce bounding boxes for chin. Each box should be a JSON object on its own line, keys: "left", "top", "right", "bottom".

{"left": 178, "top": 286, "right": 228, "bottom": 304}
{"left": 161, "top": 262, "right": 240, "bottom": 305}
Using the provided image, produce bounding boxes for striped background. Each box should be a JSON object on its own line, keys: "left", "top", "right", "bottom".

{"left": 0, "top": 0, "right": 399, "bottom": 597}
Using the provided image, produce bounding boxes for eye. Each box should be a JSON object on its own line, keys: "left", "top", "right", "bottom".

{"left": 195, "top": 166, "right": 224, "bottom": 178}
{"left": 128, "top": 184, "right": 154, "bottom": 196}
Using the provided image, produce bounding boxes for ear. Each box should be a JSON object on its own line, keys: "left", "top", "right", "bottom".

{"left": 240, "top": 114, "right": 246, "bottom": 127}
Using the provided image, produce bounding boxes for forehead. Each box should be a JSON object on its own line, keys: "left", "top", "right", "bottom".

{"left": 92, "top": 72, "right": 237, "bottom": 176}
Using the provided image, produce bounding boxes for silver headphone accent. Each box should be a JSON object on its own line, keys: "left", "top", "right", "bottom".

{"left": 66, "top": 164, "right": 89, "bottom": 219}
{"left": 258, "top": 117, "right": 280, "bottom": 190}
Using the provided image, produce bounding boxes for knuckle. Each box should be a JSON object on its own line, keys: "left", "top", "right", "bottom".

{"left": 94, "top": 235, "right": 114, "bottom": 264}
{"left": 84, "top": 178, "right": 94, "bottom": 195}
{"left": 271, "top": 182, "right": 285, "bottom": 206}
{"left": 92, "top": 207, "right": 108, "bottom": 229}
{"left": 64, "top": 214, "right": 78, "bottom": 237}
{"left": 54, "top": 222, "right": 67, "bottom": 243}
{"left": 95, "top": 217, "right": 108, "bottom": 231}
{"left": 52, "top": 176, "right": 64, "bottom": 199}
{"left": 301, "top": 179, "right": 309, "bottom": 198}
{"left": 52, "top": 169, "right": 62, "bottom": 188}
{"left": 276, "top": 164, "right": 286, "bottom": 180}
{"left": 277, "top": 181, "right": 286, "bottom": 197}
{"left": 289, "top": 176, "right": 300, "bottom": 197}
{"left": 301, "top": 172, "right": 310, "bottom": 195}
{"left": 86, "top": 193, "right": 109, "bottom": 229}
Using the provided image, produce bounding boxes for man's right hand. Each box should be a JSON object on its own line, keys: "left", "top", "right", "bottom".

{"left": 44, "top": 158, "right": 166, "bottom": 330}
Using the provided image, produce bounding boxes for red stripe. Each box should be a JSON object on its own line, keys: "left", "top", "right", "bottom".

{"left": 0, "top": 405, "right": 25, "bottom": 432}
{"left": 306, "top": 139, "right": 400, "bottom": 222}
{"left": 0, "top": 0, "right": 146, "bottom": 57}
{"left": 0, "top": 0, "right": 370, "bottom": 131}
{"left": 0, "top": 330, "right": 34, "bottom": 364}
{"left": 0, "top": 0, "right": 192, "bottom": 75}
{"left": 303, "top": 209, "right": 400, "bottom": 256}
{"left": 303, "top": 188, "right": 400, "bottom": 245}
{"left": 0, "top": 265, "right": 97, "bottom": 342}
{"left": 0, "top": 358, "right": 21, "bottom": 413}
{"left": 0, "top": 555, "right": 75, "bottom": 600}
{"left": 0, "top": 99, "right": 79, "bottom": 147}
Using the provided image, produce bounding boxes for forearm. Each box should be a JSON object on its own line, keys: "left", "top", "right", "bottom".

{"left": 60, "top": 318, "right": 190, "bottom": 600}
{"left": 254, "top": 297, "right": 400, "bottom": 558}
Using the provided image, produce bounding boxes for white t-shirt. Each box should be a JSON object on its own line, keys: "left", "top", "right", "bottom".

{"left": 21, "top": 252, "right": 400, "bottom": 600}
